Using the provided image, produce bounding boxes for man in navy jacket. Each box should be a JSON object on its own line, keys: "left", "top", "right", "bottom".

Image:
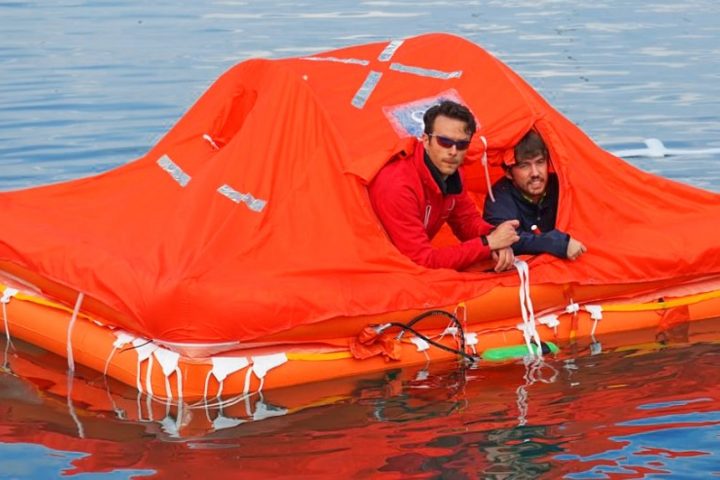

{"left": 483, "top": 130, "right": 587, "bottom": 260}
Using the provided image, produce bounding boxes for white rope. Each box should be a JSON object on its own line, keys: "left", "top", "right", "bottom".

{"left": 514, "top": 260, "right": 542, "bottom": 358}
{"left": 216, "top": 378, "right": 225, "bottom": 400}
{"left": 585, "top": 305, "right": 603, "bottom": 338}
{"left": 104, "top": 347, "right": 118, "bottom": 377}
{"left": 164, "top": 375, "right": 173, "bottom": 402}
{"left": 131, "top": 338, "right": 157, "bottom": 416}
{"left": 480, "top": 135, "right": 495, "bottom": 202}
{"left": 104, "top": 331, "right": 134, "bottom": 376}
{"left": 203, "top": 133, "right": 220, "bottom": 150}
{"left": 243, "top": 368, "right": 254, "bottom": 417}
{"left": 66, "top": 292, "right": 85, "bottom": 372}
{"left": 153, "top": 348, "right": 181, "bottom": 401}
{"left": 1, "top": 288, "right": 18, "bottom": 348}
{"left": 135, "top": 356, "right": 144, "bottom": 397}
{"left": 145, "top": 354, "right": 155, "bottom": 398}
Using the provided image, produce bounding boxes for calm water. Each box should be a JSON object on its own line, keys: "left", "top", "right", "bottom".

{"left": 1, "top": 1, "right": 720, "bottom": 478}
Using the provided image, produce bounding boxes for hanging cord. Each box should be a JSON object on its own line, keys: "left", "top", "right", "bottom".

{"left": 66, "top": 292, "right": 85, "bottom": 372}
{"left": 514, "top": 260, "right": 543, "bottom": 358}
{"left": 480, "top": 135, "right": 495, "bottom": 202}
{"left": 1, "top": 288, "right": 18, "bottom": 350}
{"left": 375, "top": 309, "right": 479, "bottom": 363}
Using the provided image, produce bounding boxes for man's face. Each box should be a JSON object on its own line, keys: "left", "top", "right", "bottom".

{"left": 422, "top": 115, "right": 471, "bottom": 179}
{"left": 505, "top": 153, "right": 548, "bottom": 203}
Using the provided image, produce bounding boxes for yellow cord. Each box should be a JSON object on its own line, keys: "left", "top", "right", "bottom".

{"left": 601, "top": 290, "right": 720, "bottom": 312}
{"left": 286, "top": 351, "right": 352, "bottom": 361}
{"left": 0, "top": 284, "right": 93, "bottom": 319}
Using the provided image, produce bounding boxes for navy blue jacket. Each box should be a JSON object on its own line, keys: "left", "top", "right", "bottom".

{"left": 483, "top": 174, "right": 569, "bottom": 258}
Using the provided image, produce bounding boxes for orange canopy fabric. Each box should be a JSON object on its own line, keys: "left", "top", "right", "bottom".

{"left": 0, "top": 33, "right": 718, "bottom": 343}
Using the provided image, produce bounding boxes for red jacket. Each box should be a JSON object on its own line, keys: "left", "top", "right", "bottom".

{"left": 368, "top": 141, "right": 493, "bottom": 270}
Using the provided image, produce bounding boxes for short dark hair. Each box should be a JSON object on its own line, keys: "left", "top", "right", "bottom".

{"left": 514, "top": 130, "right": 547, "bottom": 162}
{"left": 423, "top": 100, "right": 477, "bottom": 137}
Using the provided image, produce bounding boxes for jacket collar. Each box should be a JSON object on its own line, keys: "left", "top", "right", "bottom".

{"left": 414, "top": 141, "right": 463, "bottom": 196}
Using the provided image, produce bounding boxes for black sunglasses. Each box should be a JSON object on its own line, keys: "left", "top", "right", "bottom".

{"left": 428, "top": 133, "right": 471, "bottom": 151}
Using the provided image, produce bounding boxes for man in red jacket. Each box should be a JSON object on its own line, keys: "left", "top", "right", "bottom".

{"left": 369, "top": 100, "right": 519, "bottom": 271}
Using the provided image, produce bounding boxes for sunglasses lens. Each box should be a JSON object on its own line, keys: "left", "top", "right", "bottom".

{"left": 435, "top": 136, "right": 455, "bottom": 148}
{"left": 434, "top": 135, "right": 470, "bottom": 151}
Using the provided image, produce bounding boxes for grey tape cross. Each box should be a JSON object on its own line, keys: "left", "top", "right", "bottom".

{"left": 217, "top": 184, "right": 267, "bottom": 212}
{"left": 301, "top": 39, "right": 463, "bottom": 110}
{"left": 157, "top": 154, "right": 191, "bottom": 187}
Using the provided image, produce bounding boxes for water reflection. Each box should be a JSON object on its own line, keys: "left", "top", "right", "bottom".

{"left": 1, "top": 317, "right": 719, "bottom": 477}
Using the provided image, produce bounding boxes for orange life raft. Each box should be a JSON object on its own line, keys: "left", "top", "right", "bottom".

{"left": 1, "top": 33, "right": 719, "bottom": 402}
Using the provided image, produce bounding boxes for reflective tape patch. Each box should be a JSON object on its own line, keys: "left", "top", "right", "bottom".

{"left": 389, "top": 63, "right": 462, "bottom": 80}
{"left": 217, "top": 184, "right": 267, "bottom": 212}
{"left": 382, "top": 89, "right": 466, "bottom": 138}
{"left": 378, "top": 40, "right": 404, "bottom": 61}
{"left": 352, "top": 71, "right": 382, "bottom": 109}
{"left": 300, "top": 56, "right": 369, "bottom": 66}
{"left": 157, "top": 154, "right": 190, "bottom": 187}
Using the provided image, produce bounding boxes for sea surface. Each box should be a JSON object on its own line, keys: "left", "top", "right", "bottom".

{"left": 1, "top": 1, "right": 720, "bottom": 478}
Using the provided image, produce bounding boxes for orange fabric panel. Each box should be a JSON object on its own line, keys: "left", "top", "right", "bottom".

{"left": 0, "top": 33, "right": 718, "bottom": 344}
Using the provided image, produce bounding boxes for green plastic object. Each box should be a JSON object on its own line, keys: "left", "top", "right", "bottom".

{"left": 481, "top": 341, "right": 559, "bottom": 361}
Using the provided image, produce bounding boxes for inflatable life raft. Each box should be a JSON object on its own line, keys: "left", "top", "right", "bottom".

{"left": 1, "top": 33, "right": 719, "bottom": 404}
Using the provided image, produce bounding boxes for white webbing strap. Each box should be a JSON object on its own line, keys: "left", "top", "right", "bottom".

{"left": 537, "top": 314, "right": 560, "bottom": 332}
{"left": 410, "top": 337, "right": 429, "bottom": 352}
{"left": 203, "top": 356, "right": 250, "bottom": 401}
{"left": 465, "top": 332, "right": 479, "bottom": 355}
{"left": 145, "top": 355, "right": 155, "bottom": 398}
{"left": 565, "top": 302, "right": 580, "bottom": 314}
{"left": 242, "top": 367, "right": 255, "bottom": 417}
{"left": 251, "top": 353, "right": 288, "bottom": 393}
{"left": 480, "top": 135, "right": 495, "bottom": 202}
{"left": 410, "top": 336, "right": 430, "bottom": 360}
{"left": 585, "top": 305, "right": 603, "bottom": 337}
{"left": 1, "top": 288, "right": 18, "bottom": 346}
{"left": 104, "top": 331, "right": 135, "bottom": 376}
{"left": 243, "top": 353, "right": 288, "bottom": 417}
{"left": 153, "top": 347, "right": 182, "bottom": 402}
{"left": 514, "top": 260, "right": 542, "bottom": 358}
{"left": 66, "top": 292, "right": 85, "bottom": 372}
{"left": 132, "top": 338, "right": 158, "bottom": 397}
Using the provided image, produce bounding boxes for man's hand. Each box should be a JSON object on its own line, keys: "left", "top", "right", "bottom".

{"left": 566, "top": 237, "right": 587, "bottom": 260}
{"left": 486, "top": 220, "right": 520, "bottom": 250}
{"left": 491, "top": 247, "right": 515, "bottom": 272}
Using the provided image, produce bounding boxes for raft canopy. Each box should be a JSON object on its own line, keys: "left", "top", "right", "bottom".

{"left": 0, "top": 33, "right": 719, "bottom": 347}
